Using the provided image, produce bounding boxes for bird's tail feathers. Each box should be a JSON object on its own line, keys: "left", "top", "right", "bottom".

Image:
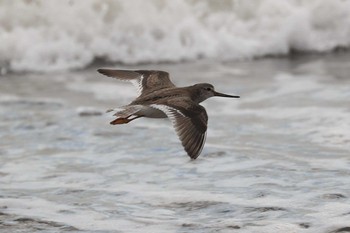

{"left": 107, "top": 105, "right": 143, "bottom": 118}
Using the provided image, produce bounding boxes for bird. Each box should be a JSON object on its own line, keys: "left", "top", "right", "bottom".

{"left": 97, "top": 69, "right": 240, "bottom": 159}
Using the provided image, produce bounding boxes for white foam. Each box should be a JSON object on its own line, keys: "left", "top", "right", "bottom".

{"left": 1, "top": 0, "right": 350, "bottom": 72}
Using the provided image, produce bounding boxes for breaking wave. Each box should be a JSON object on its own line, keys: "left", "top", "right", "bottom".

{"left": 1, "top": 0, "right": 350, "bottom": 72}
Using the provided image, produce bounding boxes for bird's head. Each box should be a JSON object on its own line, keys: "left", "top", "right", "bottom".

{"left": 192, "top": 83, "right": 240, "bottom": 103}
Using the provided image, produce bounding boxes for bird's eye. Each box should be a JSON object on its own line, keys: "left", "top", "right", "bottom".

{"left": 206, "top": 87, "right": 211, "bottom": 91}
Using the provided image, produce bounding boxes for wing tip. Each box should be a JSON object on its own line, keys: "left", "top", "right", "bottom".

{"left": 186, "top": 145, "right": 202, "bottom": 160}
{"left": 186, "top": 132, "right": 206, "bottom": 160}
{"left": 189, "top": 154, "right": 200, "bottom": 160}
{"left": 97, "top": 68, "right": 109, "bottom": 76}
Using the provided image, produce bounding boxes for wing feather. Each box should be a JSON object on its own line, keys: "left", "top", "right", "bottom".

{"left": 97, "top": 69, "right": 176, "bottom": 96}
{"left": 151, "top": 99, "right": 208, "bottom": 159}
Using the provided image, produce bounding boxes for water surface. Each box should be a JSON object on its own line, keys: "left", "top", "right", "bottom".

{"left": 0, "top": 53, "right": 350, "bottom": 232}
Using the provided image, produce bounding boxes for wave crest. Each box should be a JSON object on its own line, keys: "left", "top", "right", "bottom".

{"left": 1, "top": 0, "right": 350, "bottom": 72}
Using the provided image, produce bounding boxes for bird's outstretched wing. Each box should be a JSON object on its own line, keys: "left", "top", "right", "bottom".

{"left": 151, "top": 98, "right": 208, "bottom": 159}
{"left": 97, "top": 69, "right": 176, "bottom": 96}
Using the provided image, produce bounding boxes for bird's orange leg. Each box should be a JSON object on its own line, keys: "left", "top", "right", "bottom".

{"left": 110, "top": 115, "right": 143, "bottom": 125}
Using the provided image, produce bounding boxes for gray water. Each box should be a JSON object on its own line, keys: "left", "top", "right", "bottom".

{"left": 0, "top": 53, "right": 350, "bottom": 233}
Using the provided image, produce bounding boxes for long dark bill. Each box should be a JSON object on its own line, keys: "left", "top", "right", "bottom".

{"left": 214, "top": 91, "right": 240, "bottom": 98}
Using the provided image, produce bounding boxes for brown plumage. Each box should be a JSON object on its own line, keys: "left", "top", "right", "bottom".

{"left": 98, "top": 69, "right": 239, "bottom": 159}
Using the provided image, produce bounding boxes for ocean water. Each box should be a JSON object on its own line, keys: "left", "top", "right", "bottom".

{"left": 0, "top": 53, "right": 350, "bottom": 232}
{"left": 1, "top": 1, "right": 350, "bottom": 232}
{"left": 1, "top": 0, "right": 350, "bottom": 72}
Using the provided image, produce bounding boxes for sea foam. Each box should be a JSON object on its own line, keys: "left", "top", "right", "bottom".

{"left": 1, "top": 0, "right": 350, "bottom": 72}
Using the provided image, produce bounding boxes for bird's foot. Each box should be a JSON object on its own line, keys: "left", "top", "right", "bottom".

{"left": 110, "top": 115, "right": 144, "bottom": 125}
{"left": 110, "top": 117, "right": 130, "bottom": 125}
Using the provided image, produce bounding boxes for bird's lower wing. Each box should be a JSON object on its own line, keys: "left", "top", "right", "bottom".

{"left": 151, "top": 101, "right": 208, "bottom": 159}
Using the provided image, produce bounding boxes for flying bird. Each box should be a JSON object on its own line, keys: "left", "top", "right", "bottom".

{"left": 98, "top": 69, "right": 239, "bottom": 159}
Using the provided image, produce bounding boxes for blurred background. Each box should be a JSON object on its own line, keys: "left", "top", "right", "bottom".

{"left": 1, "top": 0, "right": 350, "bottom": 72}
{"left": 1, "top": 1, "right": 350, "bottom": 232}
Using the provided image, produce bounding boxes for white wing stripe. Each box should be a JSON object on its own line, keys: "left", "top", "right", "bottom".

{"left": 130, "top": 75, "right": 144, "bottom": 96}
{"left": 150, "top": 104, "right": 185, "bottom": 118}
{"left": 150, "top": 104, "right": 187, "bottom": 137}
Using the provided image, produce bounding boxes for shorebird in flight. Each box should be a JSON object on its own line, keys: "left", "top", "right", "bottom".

{"left": 98, "top": 69, "right": 239, "bottom": 159}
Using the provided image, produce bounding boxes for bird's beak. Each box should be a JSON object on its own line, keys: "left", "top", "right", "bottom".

{"left": 214, "top": 91, "right": 240, "bottom": 98}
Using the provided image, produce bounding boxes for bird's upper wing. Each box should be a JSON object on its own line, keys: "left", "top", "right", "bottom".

{"left": 151, "top": 98, "right": 208, "bottom": 159}
{"left": 97, "top": 69, "right": 176, "bottom": 96}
